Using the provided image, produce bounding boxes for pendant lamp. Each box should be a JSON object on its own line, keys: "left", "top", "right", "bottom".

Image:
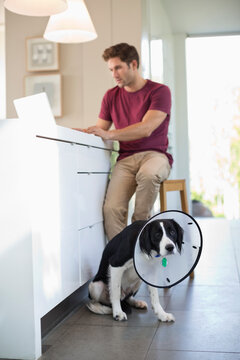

{"left": 4, "top": 0, "right": 68, "bottom": 17}
{"left": 43, "top": 0, "right": 97, "bottom": 44}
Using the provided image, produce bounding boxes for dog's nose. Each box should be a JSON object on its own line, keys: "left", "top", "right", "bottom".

{"left": 165, "top": 244, "right": 174, "bottom": 253}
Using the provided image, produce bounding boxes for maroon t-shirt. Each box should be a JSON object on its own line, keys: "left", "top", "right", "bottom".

{"left": 99, "top": 79, "right": 173, "bottom": 166}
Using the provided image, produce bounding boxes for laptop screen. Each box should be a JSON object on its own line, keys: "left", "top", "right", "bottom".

{"left": 14, "top": 92, "right": 56, "bottom": 133}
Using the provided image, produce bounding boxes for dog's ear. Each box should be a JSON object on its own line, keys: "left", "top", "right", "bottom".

{"left": 139, "top": 221, "right": 162, "bottom": 256}
{"left": 139, "top": 224, "right": 152, "bottom": 256}
{"left": 171, "top": 219, "right": 184, "bottom": 253}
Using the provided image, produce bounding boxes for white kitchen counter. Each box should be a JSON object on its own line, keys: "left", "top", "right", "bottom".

{"left": 0, "top": 118, "right": 113, "bottom": 360}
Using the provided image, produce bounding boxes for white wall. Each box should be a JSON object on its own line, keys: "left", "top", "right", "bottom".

{"left": 172, "top": 33, "right": 191, "bottom": 210}
{"left": 5, "top": 12, "right": 49, "bottom": 119}
{"left": 0, "top": 24, "right": 5, "bottom": 119}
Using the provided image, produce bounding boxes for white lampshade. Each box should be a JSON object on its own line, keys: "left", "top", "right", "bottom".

{"left": 44, "top": 0, "right": 97, "bottom": 44}
{"left": 4, "top": 0, "right": 68, "bottom": 17}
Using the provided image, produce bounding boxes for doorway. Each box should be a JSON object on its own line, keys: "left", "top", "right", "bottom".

{"left": 186, "top": 35, "right": 240, "bottom": 218}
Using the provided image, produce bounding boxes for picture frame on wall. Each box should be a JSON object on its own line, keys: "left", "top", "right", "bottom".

{"left": 25, "top": 74, "right": 62, "bottom": 117}
{"left": 26, "top": 37, "right": 59, "bottom": 72}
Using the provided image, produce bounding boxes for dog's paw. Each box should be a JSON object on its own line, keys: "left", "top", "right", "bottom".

{"left": 134, "top": 300, "right": 148, "bottom": 309}
{"left": 158, "top": 312, "right": 175, "bottom": 322}
{"left": 113, "top": 311, "right": 127, "bottom": 321}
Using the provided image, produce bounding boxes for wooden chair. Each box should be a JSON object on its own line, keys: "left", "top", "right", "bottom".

{"left": 160, "top": 179, "right": 189, "bottom": 213}
{"left": 159, "top": 179, "right": 194, "bottom": 279}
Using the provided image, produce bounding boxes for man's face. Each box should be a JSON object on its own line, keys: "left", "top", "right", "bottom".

{"left": 107, "top": 57, "right": 137, "bottom": 88}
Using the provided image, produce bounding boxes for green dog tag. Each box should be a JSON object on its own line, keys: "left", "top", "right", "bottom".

{"left": 162, "top": 257, "right": 168, "bottom": 267}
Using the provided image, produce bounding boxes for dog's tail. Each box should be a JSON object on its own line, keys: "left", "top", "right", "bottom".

{"left": 86, "top": 300, "right": 112, "bottom": 315}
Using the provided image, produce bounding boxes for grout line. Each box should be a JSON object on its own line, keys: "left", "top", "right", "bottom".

{"left": 147, "top": 349, "right": 240, "bottom": 355}
{"left": 144, "top": 326, "right": 160, "bottom": 360}
{"left": 144, "top": 349, "right": 240, "bottom": 354}
{"left": 232, "top": 237, "right": 240, "bottom": 284}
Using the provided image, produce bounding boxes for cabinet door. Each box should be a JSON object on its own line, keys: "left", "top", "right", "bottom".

{"left": 77, "top": 173, "right": 109, "bottom": 229}
{"left": 33, "top": 139, "right": 80, "bottom": 316}
{"left": 34, "top": 139, "right": 78, "bottom": 232}
{"left": 79, "top": 222, "right": 106, "bottom": 285}
{"left": 35, "top": 229, "right": 80, "bottom": 317}
{"left": 77, "top": 145, "right": 111, "bottom": 173}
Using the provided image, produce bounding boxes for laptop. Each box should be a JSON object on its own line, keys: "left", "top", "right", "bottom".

{"left": 14, "top": 92, "right": 56, "bottom": 133}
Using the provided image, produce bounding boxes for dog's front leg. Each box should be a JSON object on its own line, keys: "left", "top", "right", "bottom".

{"left": 109, "top": 265, "right": 127, "bottom": 321}
{"left": 148, "top": 285, "right": 175, "bottom": 322}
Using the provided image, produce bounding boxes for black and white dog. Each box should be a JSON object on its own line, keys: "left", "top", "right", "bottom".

{"left": 87, "top": 219, "right": 183, "bottom": 322}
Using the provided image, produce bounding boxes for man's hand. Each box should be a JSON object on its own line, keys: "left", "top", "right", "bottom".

{"left": 73, "top": 119, "right": 112, "bottom": 140}
{"left": 84, "top": 126, "right": 111, "bottom": 140}
{"left": 72, "top": 128, "right": 84, "bottom": 132}
{"left": 72, "top": 126, "right": 110, "bottom": 139}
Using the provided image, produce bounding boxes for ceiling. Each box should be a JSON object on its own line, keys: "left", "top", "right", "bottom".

{"left": 161, "top": 0, "right": 240, "bottom": 35}
{"left": 1, "top": 0, "right": 240, "bottom": 35}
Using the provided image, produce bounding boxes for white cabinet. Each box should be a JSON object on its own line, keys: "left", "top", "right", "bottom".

{"left": 77, "top": 145, "right": 111, "bottom": 172}
{"left": 33, "top": 136, "right": 111, "bottom": 315}
{"left": 0, "top": 119, "right": 112, "bottom": 360}
{"left": 77, "top": 173, "right": 109, "bottom": 229}
{"left": 34, "top": 229, "right": 80, "bottom": 318}
{"left": 75, "top": 146, "right": 110, "bottom": 285}
{"left": 33, "top": 138, "right": 80, "bottom": 318}
{"left": 34, "top": 138, "right": 78, "bottom": 232}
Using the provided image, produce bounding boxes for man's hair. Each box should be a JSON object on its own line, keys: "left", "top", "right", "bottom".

{"left": 102, "top": 43, "right": 140, "bottom": 68}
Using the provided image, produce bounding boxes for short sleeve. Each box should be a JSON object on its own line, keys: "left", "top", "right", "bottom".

{"left": 149, "top": 85, "right": 171, "bottom": 115}
{"left": 98, "top": 91, "right": 112, "bottom": 122}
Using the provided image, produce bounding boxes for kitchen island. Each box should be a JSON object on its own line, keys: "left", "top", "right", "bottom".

{"left": 0, "top": 117, "right": 113, "bottom": 359}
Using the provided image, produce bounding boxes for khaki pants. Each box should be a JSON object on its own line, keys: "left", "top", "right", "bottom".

{"left": 103, "top": 151, "right": 171, "bottom": 240}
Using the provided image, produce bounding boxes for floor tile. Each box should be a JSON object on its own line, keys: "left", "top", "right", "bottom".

{"left": 146, "top": 350, "right": 240, "bottom": 360}
{"left": 178, "top": 265, "right": 239, "bottom": 286}
{"left": 137, "top": 281, "right": 174, "bottom": 297}
{"left": 150, "top": 310, "right": 240, "bottom": 353}
{"left": 40, "top": 324, "right": 156, "bottom": 360}
{"left": 167, "top": 284, "right": 240, "bottom": 312}
{"left": 197, "top": 219, "right": 232, "bottom": 241}
{"left": 70, "top": 296, "right": 168, "bottom": 328}
{"left": 196, "top": 246, "right": 238, "bottom": 272}
{"left": 42, "top": 323, "right": 70, "bottom": 347}
{"left": 42, "top": 304, "right": 88, "bottom": 346}
{"left": 232, "top": 236, "right": 240, "bottom": 281}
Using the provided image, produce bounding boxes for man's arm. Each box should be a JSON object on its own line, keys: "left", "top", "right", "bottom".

{"left": 84, "top": 110, "right": 167, "bottom": 141}
{"left": 73, "top": 118, "right": 111, "bottom": 132}
{"left": 95, "top": 118, "right": 112, "bottom": 130}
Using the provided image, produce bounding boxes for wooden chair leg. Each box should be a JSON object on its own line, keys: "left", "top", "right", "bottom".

{"left": 180, "top": 191, "right": 188, "bottom": 212}
{"left": 180, "top": 182, "right": 189, "bottom": 213}
{"left": 189, "top": 271, "right": 195, "bottom": 279}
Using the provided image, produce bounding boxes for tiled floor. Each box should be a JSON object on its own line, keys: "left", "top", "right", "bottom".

{"left": 41, "top": 218, "right": 240, "bottom": 360}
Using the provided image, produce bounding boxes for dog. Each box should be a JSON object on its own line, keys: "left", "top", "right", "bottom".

{"left": 87, "top": 219, "right": 183, "bottom": 322}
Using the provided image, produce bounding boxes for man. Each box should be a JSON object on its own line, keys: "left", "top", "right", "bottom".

{"left": 77, "top": 43, "right": 172, "bottom": 240}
